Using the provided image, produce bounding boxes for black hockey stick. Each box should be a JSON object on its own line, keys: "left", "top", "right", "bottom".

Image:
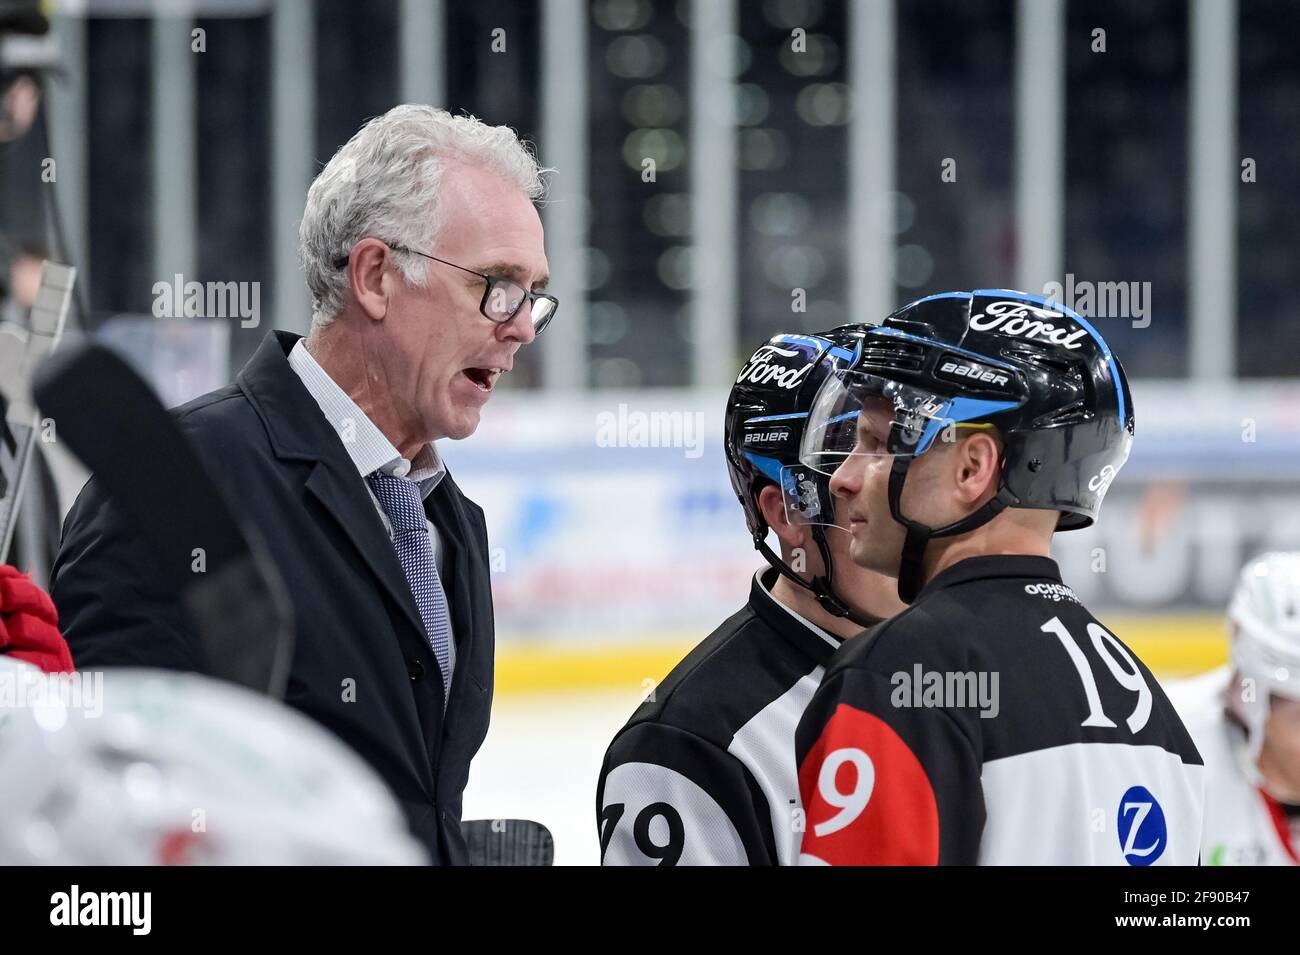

{"left": 31, "top": 343, "right": 294, "bottom": 697}
{"left": 0, "top": 260, "right": 75, "bottom": 563}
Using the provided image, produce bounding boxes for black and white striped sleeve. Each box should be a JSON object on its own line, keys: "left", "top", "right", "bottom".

{"left": 597, "top": 721, "right": 776, "bottom": 866}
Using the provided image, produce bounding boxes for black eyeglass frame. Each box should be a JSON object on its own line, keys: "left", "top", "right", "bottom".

{"left": 332, "top": 242, "right": 558, "bottom": 333}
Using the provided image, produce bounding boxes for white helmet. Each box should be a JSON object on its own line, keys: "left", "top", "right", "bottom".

{"left": 1226, "top": 552, "right": 1300, "bottom": 768}
{"left": 0, "top": 664, "right": 428, "bottom": 865}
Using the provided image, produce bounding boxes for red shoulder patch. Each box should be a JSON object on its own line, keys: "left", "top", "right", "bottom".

{"left": 798, "top": 703, "right": 940, "bottom": 865}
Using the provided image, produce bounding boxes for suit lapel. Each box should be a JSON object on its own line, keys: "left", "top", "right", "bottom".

{"left": 235, "top": 331, "right": 441, "bottom": 794}
{"left": 237, "top": 330, "right": 429, "bottom": 672}
{"left": 304, "top": 461, "right": 427, "bottom": 640}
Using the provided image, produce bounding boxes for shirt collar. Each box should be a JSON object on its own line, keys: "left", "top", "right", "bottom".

{"left": 914, "top": 554, "right": 1062, "bottom": 601}
{"left": 750, "top": 567, "right": 842, "bottom": 664}
{"left": 287, "top": 339, "right": 446, "bottom": 497}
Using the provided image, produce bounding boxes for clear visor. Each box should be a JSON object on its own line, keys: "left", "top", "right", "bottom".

{"left": 799, "top": 369, "right": 966, "bottom": 477}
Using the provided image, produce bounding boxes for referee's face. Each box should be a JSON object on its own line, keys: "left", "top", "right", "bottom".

{"left": 829, "top": 401, "right": 908, "bottom": 575}
{"left": 829, "top": 402, "right": 967, "bottom": 576}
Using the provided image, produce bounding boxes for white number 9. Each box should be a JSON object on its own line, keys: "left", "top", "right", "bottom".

{"left": 1041, "top": 617, "right": 1152, "bottom": 734}
{"left": 814, "top": 747, "right": 875, "bottom": 837}
{"left": 1088, "top": 623, "right": 1152, "bottom": 733}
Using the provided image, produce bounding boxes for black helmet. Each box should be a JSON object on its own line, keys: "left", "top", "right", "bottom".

{"left": 799, "top": 289, "right": 1135, "bottom": 602}
{"left": 725, "top": 326, "right": 881, "bottom": 626}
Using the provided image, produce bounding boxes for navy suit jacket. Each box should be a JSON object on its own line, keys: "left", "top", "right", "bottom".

{"left": 51, "top": 330, "right": 495, "bottom": 864}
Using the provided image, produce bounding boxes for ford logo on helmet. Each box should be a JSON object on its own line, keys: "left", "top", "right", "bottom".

{"left": 969, "top": 300, "right": 1091, "bottom": 350}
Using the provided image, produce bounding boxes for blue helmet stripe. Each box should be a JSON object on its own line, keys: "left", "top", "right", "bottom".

{"left": 772, "top": 332, "right": 829, "bottom": 349}
{"left": 910, "top": 291, "right": 974, "bottom": 307}
{"left": 915, "top": 396, "right": 1021, "bottom": 454}
{"left": 745, "top": 412, "right": 809, "bottom": 423}
{"left": 946, "top": 396, "right": 1022, "bottom": 421}
{"left": 743, "top": 451, "right": 784, "bottom": 483}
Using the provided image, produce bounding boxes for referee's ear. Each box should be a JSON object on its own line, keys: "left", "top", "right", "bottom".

{"left": 757, "top": 483, "right": 807, "bottom": 552}
{"left": 950, "top": 430, "right": 1003, "bottom": 509}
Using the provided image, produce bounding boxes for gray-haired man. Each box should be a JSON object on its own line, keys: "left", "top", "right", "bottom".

{"left": 52, "top": 105, "right": 556, "bottom": 864}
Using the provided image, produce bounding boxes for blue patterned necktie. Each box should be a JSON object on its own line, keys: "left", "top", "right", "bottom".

{"left": 367, "top": 471, "right": 452, "bottom": 701}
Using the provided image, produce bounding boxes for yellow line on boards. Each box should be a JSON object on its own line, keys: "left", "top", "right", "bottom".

{"left": 493, "top": 614, "right": 1229, "bottom": 694}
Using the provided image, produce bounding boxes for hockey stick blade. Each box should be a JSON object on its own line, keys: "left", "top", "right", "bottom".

{"left": 460, "top": 819, "right": 554, "bottom": 866}
{"left": 33, "top": 343, "right": 294, "bottom": 697}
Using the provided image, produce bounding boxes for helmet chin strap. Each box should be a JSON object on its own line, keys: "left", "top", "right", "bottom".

{"left": 887, "top": 456, "right": 1019, "bottom": 603}
{"left": 753, "top": 527, "right": 881, "bottom": 631}
{"left": 809, "top": 525, "right": 882, "bottom": 629}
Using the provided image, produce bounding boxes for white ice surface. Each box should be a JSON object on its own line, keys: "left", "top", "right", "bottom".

{"left": 462, "top": 686, "right": 647, "bottom": 866}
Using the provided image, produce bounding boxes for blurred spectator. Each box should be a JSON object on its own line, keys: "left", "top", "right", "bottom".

{"left": 1, "top": 238, "right": 49, "bottom": 326}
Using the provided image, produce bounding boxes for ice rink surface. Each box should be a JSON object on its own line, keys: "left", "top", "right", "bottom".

{"left": 462, "top": 686, "right": 648, "bottom": 866}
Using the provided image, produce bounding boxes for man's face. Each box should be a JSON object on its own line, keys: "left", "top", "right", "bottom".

{"left": 383, "top": 162, "right": 549, "bottom": 441}
{"left": 1259, "top": 695, "right": 1300, "bottom": 803}
{"left": 820, "top": 519, "right": 909, "bottom": 619}
{"left": 827, "top": 398, "right": 961, "bottom": 575}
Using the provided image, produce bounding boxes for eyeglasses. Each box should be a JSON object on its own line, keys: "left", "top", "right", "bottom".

{"left": 333, "top": 243, "right": 558, "bottom": 334}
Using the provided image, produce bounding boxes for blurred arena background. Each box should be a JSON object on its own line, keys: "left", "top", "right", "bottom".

{"left": 2, "top": 0, "right": 1298, "bottom": 862}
